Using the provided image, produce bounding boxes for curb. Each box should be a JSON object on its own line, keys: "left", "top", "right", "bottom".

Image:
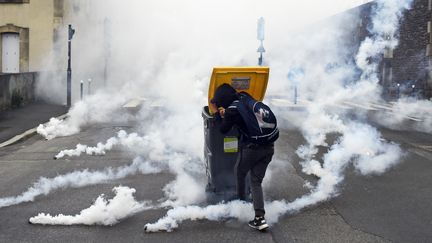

{"left": 0, "top": 113, "right": 68, "bottom": 148}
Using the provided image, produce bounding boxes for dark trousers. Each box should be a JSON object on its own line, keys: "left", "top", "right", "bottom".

{"left": 235, "top": 143, "right": 274, "bottom": 217}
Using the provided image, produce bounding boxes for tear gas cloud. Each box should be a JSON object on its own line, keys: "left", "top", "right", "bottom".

{"left": 143, "top": 0, "right": 414, "bottom": 232}
{"left": 0, "top": 157, "right": 161, "bottom": 209}
{"left": 372, "top": 98, "right": 432, "bottom": 133}
{"left": 54, "top": 129, "right": 207, "bottom": 208}
{"left": 37, "top": 0, "right": 372, "bottom": 140}
{"left": 29, "top": 186, "right": 152, "bottom": 226}
{"left": 54, "top": 130, "right": 166, "bottom": 160}
{"left": 21, "top": 0, "right": 431, "bottom": 232}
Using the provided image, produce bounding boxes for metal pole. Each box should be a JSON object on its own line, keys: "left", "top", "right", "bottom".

{"left": 88, "top": 78, "right": 92, "bottom": 95}
{"left": 67, "top": 24, "right": 75, "bottom": 107}
{"left": 412, "top": 84, "right": 415, "bottom": 98}
{"left": 103, "top": 57, "right": 108, "bottom": 87}
{"left": 258, "top": 52, "right": 262, "bottom": 66}
{"left": 257, "top": 17, "right": 265, "bottom": 66}
{"left": 294, "top": 86, "right": 298, "bottom": 105}
{"left": 67, "top": 30, "right": 72, "bottom": 107}
{"left": 80, "top": 80, "right": 84, "bottom": 100}
{"left": 397, "top": 83, "right": 400, "bottom": 99}
{"left": 103, "top": 18, "right": 111, "bottom": 87}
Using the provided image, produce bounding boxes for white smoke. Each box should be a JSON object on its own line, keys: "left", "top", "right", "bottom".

{"left": 53, "top": 128, "right": 206, "bottom": 207}
{"left": 37, "top": 89, "right": 132, "bottom": 140}
{"left": 54, "top": 130, "right": 165, "bottom": 160}
{"left": 160, "top": 155, "right": 206, "bottom": 207}
{"left": 142, "top": 0, "right": 413, "bottom": 232}
{"left": 0, "top": 157, "right": 161, "bottom": 209}
{"left": 144, "top": 200, "right": 253, "bottom": 232}
{"left": 289, "top": 121, "right": 402, "bottom": 212}
{"left": 373, "top": 98, "right": 432, "bottom": 133}
{"left": 356, "top": 0, "right": 412, "bottom": 80}
{"left": 23, "top": 0, "right": 421, "bottom": 233}
{"left": 285, "top": 0, "right": 411, "bottom": 215}
{"left": 29, "top": 186, "right": 152, "bottom": 226}
{"left": 144, "top": 122, "right": 402, "bottom": 232}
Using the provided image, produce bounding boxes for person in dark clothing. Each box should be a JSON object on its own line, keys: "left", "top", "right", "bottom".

{"left": 210, "top": 83, "right": 275, "bottom": 231}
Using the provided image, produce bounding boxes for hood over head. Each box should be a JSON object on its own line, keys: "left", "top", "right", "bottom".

{"left": 212, "top": 83, "right": 238, "bottom": 109}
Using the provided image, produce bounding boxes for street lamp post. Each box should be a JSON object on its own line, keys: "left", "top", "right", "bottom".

{"left": 67, "top": 24, "right": 75, "bottom": 107}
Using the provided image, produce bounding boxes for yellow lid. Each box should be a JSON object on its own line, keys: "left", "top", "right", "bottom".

{"left": 208, "top": 66, "right": 270, "bottom": 114}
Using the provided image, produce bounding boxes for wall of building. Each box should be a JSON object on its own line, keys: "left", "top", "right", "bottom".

{"left": 0, "top": 72, "right": 37, "bottom": 110}
{"left": 0, "top": 0, "right": 57, "bottom": 72}
{"left": 352, "top": 0, "right": 432, "bottom": 99}
{"left": 393, "top": 0, "right": 431, "bottom": 98}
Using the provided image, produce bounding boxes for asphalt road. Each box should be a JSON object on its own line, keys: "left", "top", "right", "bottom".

{"left": 0, "top": 102, "right": 68, "bottom": 144}
{"left": 0, "top": 120, "right": 430, "bottom": 242}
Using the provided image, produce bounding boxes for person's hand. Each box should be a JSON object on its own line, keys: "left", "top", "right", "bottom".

{"left": 209, "top": 102, "right": 218, "bottom": 114}
{"left": 218, "top": 107, "right": 225, "bottom": 118}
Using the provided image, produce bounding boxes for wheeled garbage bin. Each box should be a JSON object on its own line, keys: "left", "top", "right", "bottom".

{"left": 203, "top": 66, "right": 270, "bottom": 203}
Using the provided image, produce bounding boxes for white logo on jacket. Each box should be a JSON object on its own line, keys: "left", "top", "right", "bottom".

{"left": 255, "top": 108, "right": 275, "bottom": 129}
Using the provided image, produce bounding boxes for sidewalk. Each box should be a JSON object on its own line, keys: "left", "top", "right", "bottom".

{"left": 0, "top": 101, "right": 68, "bottom": 144}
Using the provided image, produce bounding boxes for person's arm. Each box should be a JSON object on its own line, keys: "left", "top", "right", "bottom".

{"left": 219, "top": 107, "right": 237, "bottom": 134}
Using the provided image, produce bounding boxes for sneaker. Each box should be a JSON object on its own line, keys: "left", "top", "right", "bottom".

{"left": 248, "top": 216, "right": 269, "bottom": 231}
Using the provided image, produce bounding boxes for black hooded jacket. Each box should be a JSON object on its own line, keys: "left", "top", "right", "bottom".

{"left": 211, "top": 84, "right": 248, "bottom": 140}
{"left": 211, "top": 83, "right": 238, "bottom": 109}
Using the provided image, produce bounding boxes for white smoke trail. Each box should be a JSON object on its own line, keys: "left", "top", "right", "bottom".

{"left": 28, "top": 0, "right": 417, "bottom": 232}
{"left": 143, "top": 122, "right": 402, "bottom": 232}
{"left": 37, "top": 117, "right": 79, "bottom": 141}
{"left": 29, "top": 186, "right": 152, "bottom": 226}
{"left": 289, "top": 0, "right": 411, "bottom": 218}
{"left": 0, "top": 157, "right": 161, "bottom": 209}
{"left": 144, "top": 200, "right": 253, "bottom": 232}
{"left": 54, "top": 128, "right": 206, "bottom": 206}
{"left": 54, "top": 130, "right": 165, "bottom": 160}
{"left": 37, "top": 91, "right": 131, "bottom": 140}
{"left": 373, "top": 98, "right": 432, "bottom": 133}
{"left": 160, "top": 156, "right": 206, "bottom": 207}
{"left": 143, "top": 0, "right": 412, "bottom": 232}
{"left": 289, "top": 122, "right": 402, "bottom": 211}
{"left": 356, "top": 0, "right": 412, "bottom": 79}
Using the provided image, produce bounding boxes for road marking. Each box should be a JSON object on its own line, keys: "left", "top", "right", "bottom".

{"left": 368, "top": 102, "right": 393, "bottom": 111}
{"left": 405, "top": 116, "right": 423, "bottom": 122}
{"left": 0, "top": 114, "right": 68, "bottom": 148}
{"left": 416, "top": 144, "right": 432, "bottom": 152}
{"left": 342, "top": 101, "right": 380, "bottom": 111}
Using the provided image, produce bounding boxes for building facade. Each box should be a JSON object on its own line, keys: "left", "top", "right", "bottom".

{"left": 354, "top": 0, "right": 432, "bottom": 99}
{"left": 0, "top": 0, "right": 66, "bottom": 73}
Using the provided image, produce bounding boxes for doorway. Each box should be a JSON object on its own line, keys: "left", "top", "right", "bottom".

{"left": 2, "top": 32, "right": 20, "bottom": 73}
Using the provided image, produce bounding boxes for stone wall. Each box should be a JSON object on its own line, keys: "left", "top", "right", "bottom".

{"left": 352, "top": 0, "right": 432, "bottom": 99}
{"left": 0, "top": 72, "right": 36, "bottom": 110}
{"left": 392, "top": 0, "right": 431, "bottom": 98}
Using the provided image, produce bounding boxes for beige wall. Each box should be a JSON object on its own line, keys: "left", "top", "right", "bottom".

{"left": 0, "top": 0, "right": 58, "bottom": 72}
